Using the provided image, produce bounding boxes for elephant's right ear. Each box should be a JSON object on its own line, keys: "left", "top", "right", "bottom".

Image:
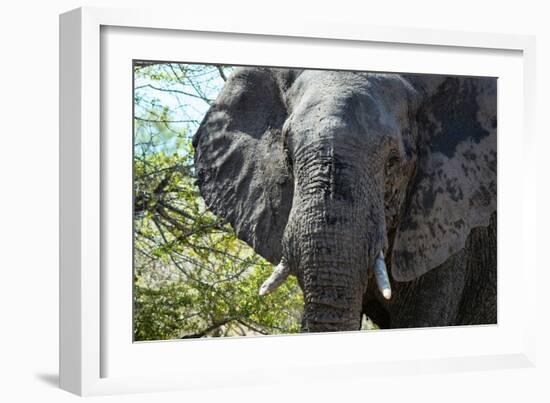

{"left": 192, "top": 68, "right": 295, "bottom": 265}
{"left": 390, "top": 76, "right": 497, "bottom": 282}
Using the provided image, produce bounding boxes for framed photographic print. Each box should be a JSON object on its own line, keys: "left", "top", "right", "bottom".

{"left": 59, "top": 6, "right": 537, "bottom": 396}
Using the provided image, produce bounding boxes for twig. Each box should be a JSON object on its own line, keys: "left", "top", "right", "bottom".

{"left": 180, "top": 317, "right": 234, "bottom": 339}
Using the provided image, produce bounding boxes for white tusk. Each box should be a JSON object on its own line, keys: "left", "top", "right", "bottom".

{"left": 259, "top": 259, "right": 291, "bottom": 296}
{"left": 373, "top": 251, "right": 392, "bottom": 300}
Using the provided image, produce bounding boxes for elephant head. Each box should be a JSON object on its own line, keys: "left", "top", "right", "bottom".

{"left": 192, "top": 67, "right": 496, "bottom": 332}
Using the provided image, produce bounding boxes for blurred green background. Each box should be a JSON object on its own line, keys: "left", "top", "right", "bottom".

{"left": 133, "top": 62, "right": 304, "bottom": 341}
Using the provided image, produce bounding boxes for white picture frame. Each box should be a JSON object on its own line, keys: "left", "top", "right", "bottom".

{"left": 59, "top": 6, "right": 537, "bottom": 396}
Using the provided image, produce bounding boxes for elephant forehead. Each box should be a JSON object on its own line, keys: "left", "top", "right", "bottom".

{"left": 289, "top": 70, "right": 366, "bottom": 109}
{"left": 289, "top": 71, "right": 414, "bottom": 132}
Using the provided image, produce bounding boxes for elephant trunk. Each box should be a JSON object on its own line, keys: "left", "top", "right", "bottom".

{"left": 301, "top": 260, "right": 365, "bottom": 332}
{"left": 283, "top": 144, "right": 386, "bottom": 332}
{"left": 289, "top": 208, "right": 371, "bottom": 332}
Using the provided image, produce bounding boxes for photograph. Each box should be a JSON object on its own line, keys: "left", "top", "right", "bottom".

{"left": 132, "top": 61, "right": 497, "bottom": 341}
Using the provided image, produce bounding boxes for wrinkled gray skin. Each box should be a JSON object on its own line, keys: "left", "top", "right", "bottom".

{"left": 193, "top": 68, "right": 497, "bottom": 332}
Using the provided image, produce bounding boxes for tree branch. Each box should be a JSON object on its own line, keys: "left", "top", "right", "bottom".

{"left": 136, "top": 84, "right": 209, "bottom": 102}
{"left": 216, "top": 66, "right": 227, "bottom": 82}
{"left": 134, "top": 116, "right": 197, "bottom": 124}
{"left": 180, "top": 317, "right": 234, "bottom": 339}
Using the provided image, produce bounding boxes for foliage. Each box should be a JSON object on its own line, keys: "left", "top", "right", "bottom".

{"left": 133, "top": 62, "right": 303, "bottom": 341}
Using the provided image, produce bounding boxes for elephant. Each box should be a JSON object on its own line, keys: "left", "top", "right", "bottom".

{"left": 192, "top": 67, "right": 497, "bottom": 332}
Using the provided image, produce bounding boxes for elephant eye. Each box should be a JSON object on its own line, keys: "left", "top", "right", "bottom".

{"left": 282, "top": 128, "right": 293, "bottom": 171}
{"left": 284, "top": 145, "right": 293, "bottom": 167}
{"left": 386, "top": 152, "right": 400, "bottom": 171}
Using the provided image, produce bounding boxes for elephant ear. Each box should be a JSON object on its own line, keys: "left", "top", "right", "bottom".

{"left": 391, "top": 76, "right": 497, "bottom": 281}
{"left": 192, "top": 67, "right": 295, "bottom": 265}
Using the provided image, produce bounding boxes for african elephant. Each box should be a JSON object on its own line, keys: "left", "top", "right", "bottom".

{"left": 192, "top": 67, "right": 497, "bottom": 332}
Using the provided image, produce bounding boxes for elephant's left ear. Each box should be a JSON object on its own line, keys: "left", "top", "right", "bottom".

{"left": 192, "top": 68, "right": 297, "bottom": 266}
{"left": 391, "top": 76, "right": 497, "bottom": 281}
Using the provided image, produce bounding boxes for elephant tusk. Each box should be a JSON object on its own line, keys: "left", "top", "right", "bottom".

{"left": 259, "top": 259, "right": 291, "bottom": 296}
{"left": 373, "top": 251, "right": 392, "bottom": 300}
